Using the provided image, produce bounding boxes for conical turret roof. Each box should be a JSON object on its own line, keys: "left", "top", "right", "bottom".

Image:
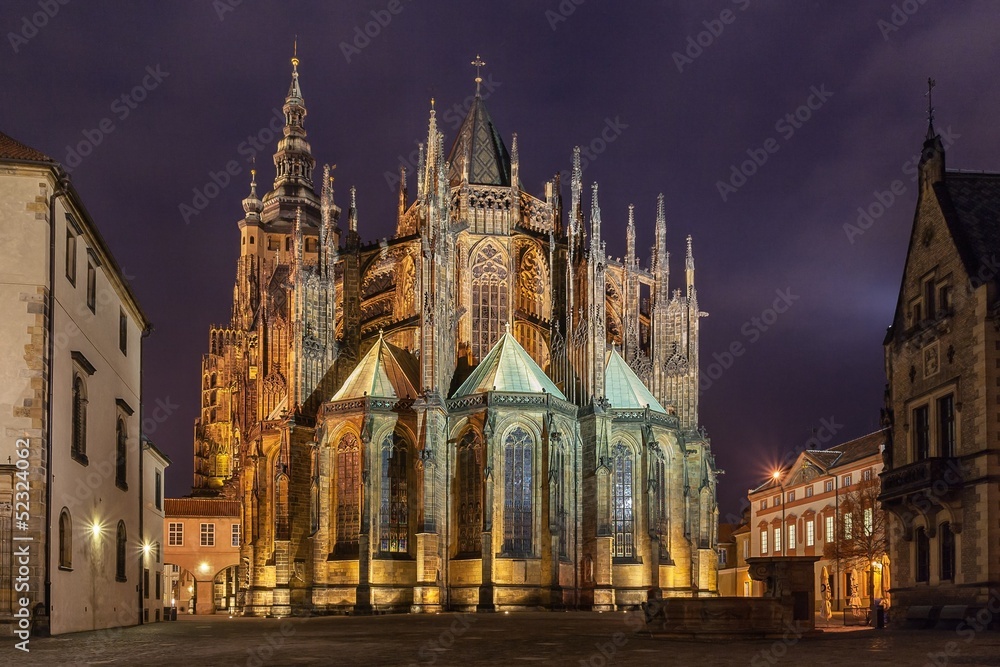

{"left": 331, "top": 332, "right": 419, "bottom": 401}
{"left": 447, "top": 94, "right": 511, "bottom": 187}
{"left": 453, "top": 327, "right": 564, "bottom": 399}
{"left": 604, "top": 347, "right": 666, "bottom": 413}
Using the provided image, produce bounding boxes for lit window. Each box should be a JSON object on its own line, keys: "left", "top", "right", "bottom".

{"left": 863, "top": 508, "right": 873, "bottom": 536}
{"left": 863, "top": 468, "right": 872, "bottom": 482}
{"left": 471, "top": 243, "right": 509, "bottom": 362}
{"left": 200, "top": 522, "right": 215, "bottom": 547}
{"left": 231, "top": 524, "right": 241, "bottom": 548}
{"left": 168, "top": 522, "right": 183, "bottom": 546}
{"left": 378, "top": 434, "right": 408, "bottom": 554}
{"left": 773, "top": 527, "right": 781, "bottom": 553}
{"left": 825, "top": 515, "right": 834, "bottom": 543}
{"left": 824, "top": 480, "right": 834, "bottom": 493}
{"left": 610, "top": 442, "right": 635, "bottom": 559}
{"left": 844, "top": 514, "right": 853, "bottom": 540}
{"left": 718, "top": 549, "right": 727, "bottom": 567}
{"left": 787, "top": 523, "right": 796, "bottom": 550}
{"left": 842, "top": 475, "right": 852, "bottom": 487}
{"left": 335, "top": 434, "right": 361, "bottom": 555}
{"left": 503, "top": 426, "right": 534, "bottom": 557}
{"left": 457, "top": 431, "right": 484, "bottom": 555}
{"left": 761, "top": 529, "right": 768, "bottom": 554}
{"left": 806, "top": 520, "right": 815, "bottom": 547}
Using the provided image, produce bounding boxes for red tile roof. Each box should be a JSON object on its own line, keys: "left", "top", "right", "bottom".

{"left": 165, "top": 497, "right": 240, "bottom": 518}
{"left": 0, "top": 131, "right": 53, "bottom": 163}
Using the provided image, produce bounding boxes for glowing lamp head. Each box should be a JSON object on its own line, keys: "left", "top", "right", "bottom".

{"left": 91, "top": 522, "right": 102, "bottom": 537}
{"left": 199, "top": 562, "right": 211, "bottom": 574}
{"left": 772, "top": 470, "right": 782, "bottom": 481}
{"left": 142, "top": 543, "right": 152, "bottom": 556}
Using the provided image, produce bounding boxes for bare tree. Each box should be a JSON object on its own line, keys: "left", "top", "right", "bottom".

{"left": 822, "top": 475, "right": 888, "bottom": 608}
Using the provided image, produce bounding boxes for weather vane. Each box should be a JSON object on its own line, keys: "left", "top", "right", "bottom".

{"left": 925, "top": 77, "right": 936, "bottom": 125}
{"left": 471, "top": 54, "right": 486, "bottom": 94}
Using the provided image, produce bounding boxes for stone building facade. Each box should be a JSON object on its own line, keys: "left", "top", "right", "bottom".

{"left": 189, "top": 55, "right": 720, "bottom": 615}
{"left": 0, "top": 132, "right": 152, "bottom": 635}
{"left": 881, "top": 118, "right": 1000, "bottom": 617}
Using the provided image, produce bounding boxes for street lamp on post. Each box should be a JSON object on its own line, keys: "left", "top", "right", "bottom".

{"left": 773, "top": 470, "right": 786, "bottom": 553}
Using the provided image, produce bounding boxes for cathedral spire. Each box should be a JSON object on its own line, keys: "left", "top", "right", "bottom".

{"left": 686, "top": 234, "right": 695, "bottom": 297}
{"left": 267, "top": 45, "right": 316, "bottom": 200}
{"left": 589, "top": 183, "right": 602, "bottom": 259}
{"left": 626, "top": 204, "right": 636, "bottom": 270}
{"left": 472, "top": 54, "right": 486, "bottom": 97}
{"left": 242, "top": 165, "right": 262, "bottom": 220}
{"left": 510, "top": 133, "right": 519, "bottom": 188}
{"left": 348, "top": 186, "right": 358, "bottom": 233}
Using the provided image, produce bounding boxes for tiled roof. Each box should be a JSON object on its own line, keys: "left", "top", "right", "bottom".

{"left": 750, "top": 429, "right": 886, "bottom": 494}
{"left": 935, "top": 171, "right": 1000, "bottom": 286}
{"left": 453, "top": 328, "right": 565, "bottom": 398}
{"left": 331, "top": 332, "right": 419, "bottom": 401}
{"left": 447, "top": 94, "right": 512, "bottom": 187}
{"left": 0, "top": 131, "right": 53, "bottom": 163}
{"left": 165, "top": 497, "right": 240, "bottom": 518}
{"left": 604, "top": 348, "right": 666, "bottom": 413}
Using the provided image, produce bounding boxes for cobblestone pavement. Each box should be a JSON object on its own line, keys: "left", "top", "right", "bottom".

{"left": 5, "top": 612, "right": 1000, "bottom": 666}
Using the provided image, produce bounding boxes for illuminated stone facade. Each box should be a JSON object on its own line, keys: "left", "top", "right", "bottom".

{"left": 190, "top": 56, "right": 719, "bottom": 614}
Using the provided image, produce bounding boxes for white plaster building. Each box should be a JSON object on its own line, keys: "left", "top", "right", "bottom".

{"left": 0, "top": 132, "right": 152, "bottom": 635}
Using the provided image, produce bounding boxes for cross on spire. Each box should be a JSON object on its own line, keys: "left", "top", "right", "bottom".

{"left": 292, "top": 35, "right": 299, "bottom": 72}
{"left": 471, "top": 54, "right": 486, "bottom": 95}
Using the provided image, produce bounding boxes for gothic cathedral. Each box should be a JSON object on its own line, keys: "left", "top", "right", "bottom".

{"left": 192, "top": 54, "right": 720, "bottom": 615}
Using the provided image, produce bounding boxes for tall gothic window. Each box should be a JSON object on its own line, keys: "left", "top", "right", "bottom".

{"left": 335, "top": 434, "right": 361, "bottom": 555}
{"left": 503, "top": 427, "right": 533, "bottom": 556}
{"left": 471, "top": 244, "right": 509, "bottom": 362}
{"left": 653, "top": 455, "right": 669, "bottom": 557}
{"left": 115, "top": 521, "right": 127, "bottom": 582}
{"left": 379, "top": 435, "right": 408, "bottom": 554}
{"left": 457, "top": 431, "right": 484, "bottom": 555}
{"left": 275, "top": 474, "right": 290, "bottom": 540}
{"left": 940, "top": 522, "right": 956, "bottom": 581}
{"left": 115, "top": 418, "right": 127, "bottom": 489}
{"left": 915, "top": 526, "right": 930, "bottom": 583}
{"left": 310, "top": 446, "right": 320, "bottom": 535}
{"left": 612, "top": 443, "right": 635, "bottom": 559}
{"left": 72, "top": 374, "right": 87, "bottom": 462}
{"left": 552, "top": 444, "right": 568, "bottom": 559}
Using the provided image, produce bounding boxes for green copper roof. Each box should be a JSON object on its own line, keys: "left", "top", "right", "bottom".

{"left": 604, "top": 348, "right": 666, "bottom": 413}
{"left": 453, "top": 328, "right": 565, "bottom": 399}
{"left": 331, "top": 332, "right": 419, "bottom": 401}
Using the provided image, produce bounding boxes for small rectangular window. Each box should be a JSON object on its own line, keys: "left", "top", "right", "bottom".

{"left": 231, "top": 523, "right": 241, "bottom": 548}
{"left": 761, "top": 529, "right": 768, "bottom": 554}
{"left": 787, "top": 490, "right": 795, "bottom": 502}
{"left": 144, "top": 568, "right": 150, "bottom": 599}
{"left": 914, "top": 405, "right": 930, "bottom": 460}
{"left": 924, "top": 278, "right": 936, "bottom": 318}
{"left": 774, "top": 527, "right": 782, "bottom": 552}
{"left": 805, "top": 486, "right": 814, "bottom": 498}
{"left": 86, "top": 262, "right": 96, "bottom": 312}
{"left": 65, "top": 228, "right": 77, "bottom": 284}
{"left": 806, "top": 520, "right": 815, "bottom": 547}
{"left": 825, "top": 515, "right": 834, "bottom": 542}
{"left": 938, "top": 394, "right": 956, "bottom": 457}
{"left": 842, "top": 475, "right": 852, "bottom": 487}
{"left": 825, "top": 480, "right": 834, "bottom": 493}
{"left": 773, "top": 495, "right": 781, "bottom": 506}
{"left": 760, "top": 499, "right": 767, "bottom": 510}
{"left": 863, "top": 468, "right": 872, "bottom": 482}
{"left": 787, "top": 523, "right": 796, "bottom": 550}
{"left": 155, "top": 471, "right": 162, "bottom": 511}
{"left": 200, "top": 523, "right": 215, "bottom": 547}
{"left": 119, "top": 309, "right": 128, "bottom": 355}
{"left": 168, "top": 522, "right": 183, "bottom": 546}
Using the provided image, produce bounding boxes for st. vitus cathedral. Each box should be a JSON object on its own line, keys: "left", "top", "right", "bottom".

{"left": 192, "top": 53, "right": 720, "bottom": 615}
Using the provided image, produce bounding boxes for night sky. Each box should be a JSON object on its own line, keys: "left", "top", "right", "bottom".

{"left": 4, "top": 1, "right": 999, "bottom": 518}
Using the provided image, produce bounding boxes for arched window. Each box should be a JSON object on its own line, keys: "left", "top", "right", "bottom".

{"left": 335, "top": 434, "right": 361, "bottom": 555}
{"left": 275, "top": 473, "right": 290, "bottom": 540}
{"left": 115, "top": 418, "right": 127, "bottom": 489}
{"left": 378, "top": 434, "right": 408, "bottom": 554}
{"left": 915, "top": 526, "right": 930, "bottom": 583}
{"left": 310, "top": 446, "right": 320, "bottom": 535}
{"left": 59, "top": 509, "right": 72, "bottom": 569}
{"left": 457, "top": 431, "right": 484, "bottom": 555}
{"left": 940, "top": 522, "right": 956, "bottom": 581}
{"left": 471, "top": 243, "right": 509, "bottom": 362}
{"left": 611, "top": 442, "right": 635, "bottom": 559}
{"left": 502, "top": 426, "right": 533, "bottom": 556}
{"left": 72, "top": 374, "right": 87, "bottom": 461}
{"left": 552, "top": 443, "right": 568, "bottom": 559}
{"left": 116, "top": 521, "right": 127, "bottom": 582}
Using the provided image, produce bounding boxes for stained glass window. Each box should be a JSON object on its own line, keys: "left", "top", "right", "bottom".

{"left": 457, "top": 431, "right": 483, "bottom": 555}
{"left": 335, "top": 434, "right": 361, "bottom": 554}
{"left": 612, "top": 443, "right": 634, "bottom": 559}
{"left": 503, "top": 427, "right": 533, "bottom": 556}
{"left": 471, "top": 244, "right": 509, "bottom": 362}
{"left": 379, "top": 435, "right": 408, "bottom": 554}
